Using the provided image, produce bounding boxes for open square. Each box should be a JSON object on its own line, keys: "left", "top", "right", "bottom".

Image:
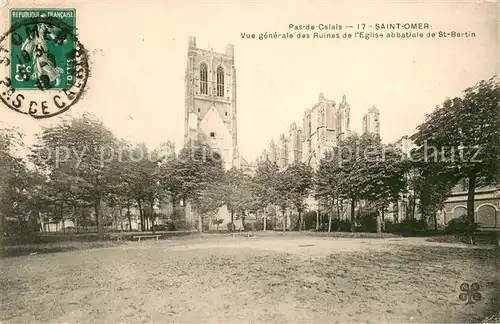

{"left": 1, "top": 236, "right": 499, "bottom": 323}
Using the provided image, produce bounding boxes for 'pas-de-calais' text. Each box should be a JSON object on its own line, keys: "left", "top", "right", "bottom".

{"left": 286, "top": 23, "right": 431, "bottom": 31}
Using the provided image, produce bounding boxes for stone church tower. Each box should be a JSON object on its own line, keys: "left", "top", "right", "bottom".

{"left": 184, "top": 36, "right": 239, "bottom": 170}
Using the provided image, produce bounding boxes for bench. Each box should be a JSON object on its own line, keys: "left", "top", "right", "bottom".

{"left": 231, "top": 229, "right": 253, "bottom": 238}
{"left": 132, "top": 235, "right": 160, "bottom": 242}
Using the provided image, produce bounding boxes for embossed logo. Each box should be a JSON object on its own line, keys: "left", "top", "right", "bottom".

{"left": 459, "top": 282, "right": 482, "bottom": 304}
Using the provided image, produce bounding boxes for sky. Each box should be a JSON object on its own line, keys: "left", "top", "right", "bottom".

{"left": 0, "top": 0, "right": 498, "bottom": 161}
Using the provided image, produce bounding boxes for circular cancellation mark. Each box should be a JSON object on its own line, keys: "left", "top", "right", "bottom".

{"left": 0, "top": 15, "right": 90, "bottom": 119}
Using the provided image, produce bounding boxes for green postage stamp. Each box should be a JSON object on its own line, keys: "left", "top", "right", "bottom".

{"left": 0, "top": 8, "right": 88, "bottom": 118}
{"left": 9, "top": 8, "right": 76, "bottom": 90}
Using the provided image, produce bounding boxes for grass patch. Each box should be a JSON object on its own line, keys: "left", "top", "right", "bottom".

{"left": 0, "top": 241, "right": 125, "bottom": 258}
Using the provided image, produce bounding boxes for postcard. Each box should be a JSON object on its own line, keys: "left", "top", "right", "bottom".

{"left": 0, "top": 1, "right": 499, "bottom": 323}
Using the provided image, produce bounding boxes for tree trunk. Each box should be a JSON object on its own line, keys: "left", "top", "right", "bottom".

{"left": 73, "top": 204, "right": 78, "bottom": 233}
{"left": 94, "top": 198, "right": 103, "bottom": 239}
{"left": 376, "top": 209, "right": 382, "bottom": 234}
{"left": 433, "top": 210, "right": 438, "bottom": 231}
{"left": 171, "top": 196, "right": 176, "bottom": 218}
{"left": 283, "top": 210, "right": 287, "bottom": 233}
{"left": 337, "top": 199, "right": 342, "bottom": 231}
{"left": 412, "top": 192, "right": 417, "bottom": 219}
{"left": 198, "top": 213, "right": 203, "bottom": 234}
{"left": 298, "top": 209, "right": 303, "bottom": 232}
{"left": 394, "top": 202, "right": 399, "bottom": 223}
{"left": 75, "top": 210, "right": 79, "bottom": 233}
{"left": 119, "top": 207, "right": 124, "bottom": 231}
{"left": 60, "top": 206, "right": 65, "bottom": 232}
{"left": 381, "top": 209, "right": 385, "bottom": 232}
{"left": 150, "top": 200, "right": 155, "bottom": 234}
{"left": 126, "top": 200, "right": 132, "bottom": 231}
{"left": 467, "top": 174, "right": 476, "bottom": 224}
{"left": 315, "top": 208, "right": 319, "bottom": 231}
{"left": 328, "top": 208, "right": 332, "bottom": 233}
{"left": 350, "top": 198, "right": 356, "bottom": 232}
{"left": 467, "top": 174, "right": 477, "bottom": 241}
{"left": 263, "top": 208, "right": 267, "bottom": 231}
{"left": 113, "top": 208, "right": 118, "bottom": 231}
{"left": 137, "top": 200, "right": 144, "bottom": 231}
{"left": 230, "top": 210, "right": 234, "bottom": 231}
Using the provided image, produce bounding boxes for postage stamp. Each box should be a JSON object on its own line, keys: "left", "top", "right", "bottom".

{"left": 0, "top": 8, "right": 89, "bottom": 118}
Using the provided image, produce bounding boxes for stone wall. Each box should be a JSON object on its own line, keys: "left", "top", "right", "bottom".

{"left": 439, "top": 188, "right": 500, "bottom": 228}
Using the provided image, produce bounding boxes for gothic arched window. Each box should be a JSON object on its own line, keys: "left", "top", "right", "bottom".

{"left": 216, "top": 66, "right": 224, "bottom": 97}
{"left": 200, "top": 63, "right": 208, "bottom": 95}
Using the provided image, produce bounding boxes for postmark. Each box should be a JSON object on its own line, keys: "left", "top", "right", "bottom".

{"left": 0, "top": 8, "right": 89, "bottom": 118}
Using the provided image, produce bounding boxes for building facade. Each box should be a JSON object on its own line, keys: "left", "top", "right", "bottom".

{"left": 258, "top": 93, "right": 352, "bottom": 171}
{"left": 362, "top": 106, "right": 380, "bottom": 136}
{"left": 439, "top": 184, "right": 500, "bottom": 229}
{"left": 183, "top": 37, "right": 258, "bottom": 230}
{"left": 184, "top": 36, "right": 239, "bottom": 170}
{"left": 388, "top": 135, "right": 500, "bottom": 229}
{"left": 158, "top": 141, "right": 176, "bottom": 159}
{"left": 302, "top": 93, "right": 351, "bottom": 169}
{"left": 255, "top": 93, "right": 354, "bottom": 218}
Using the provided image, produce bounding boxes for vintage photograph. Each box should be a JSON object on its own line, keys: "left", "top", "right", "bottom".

{"left": 0, "top": 1, "right": 499, "bottom": 323}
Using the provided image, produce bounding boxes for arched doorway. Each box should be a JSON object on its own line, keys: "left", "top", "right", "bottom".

{"left": 451, "top": 206, "right": 467, "bottom": 221}
{"left": 476, "top": 205, "right": 497, "bottom": 228}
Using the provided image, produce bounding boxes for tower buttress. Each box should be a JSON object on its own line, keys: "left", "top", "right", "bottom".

{"left": 338, "top": 95, "right": 351, "bottom": 141}
{"left": 184, "top": 37, "right": 238, "bottom": 170}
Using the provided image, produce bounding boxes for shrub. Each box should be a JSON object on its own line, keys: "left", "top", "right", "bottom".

{"left": 152, "top": 222, "right": 176, "bottom": 231}
{"left": 289, "top": 214, "right": 299, "bottom": 231}
{"left": 172, "top": 219, "right": 188, "bottom": 230}
{"left": 63, "top": 226, "right": 76, "bottom": 233}
{"left": 166, "top": 222, "right": 176, "bottom": 231}
{"left": 317, "top": 219, "right": 351, "bottom": 232}
{"left": 385, "top": 218, "right": 429, "bottom": 236}
{"left": 384, "top": 220, "right": 400, "bottom": 234}
{"left": 151, "top": 224, "right": 166, "bottom": 231}
{"left": 2, "top": 219, "right": 37, "bottom": 244}
{"left": 356, "top": 209, "right": 378, "bottom": 233}
{"left": 4, "top": 219, "right": 32, "bottom": 237}
{"left": 291, "top": 211, "right": 321, "bottom": 231}
{"left": 226, "top": 222, "right": 236, "bottom": 231}
{"left": 303, "top": 211, "right": 317, "bottom": 230}
{"left": 444, "top": 215, "right": 479, "bottom": 236}
{"left": 254, "top": 219, "right": 273, "bottom": 231}
{"left": 212, "top": 219, "right": 223, "bottom": 226}
{"left": 316, "top": 212, "right": 352, "bottom": 232}
{"left": 243, "top": 222, "right": 253, "bottom": 231}
{"left": 336, "top": 219, "right": 352, "bottom": 232}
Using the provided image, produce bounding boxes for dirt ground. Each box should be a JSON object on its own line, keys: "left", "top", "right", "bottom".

{"left": 1, "top": 236, "right": 499, "bottom": 323}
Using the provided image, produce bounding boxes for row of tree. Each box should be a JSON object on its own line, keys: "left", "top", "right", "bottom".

{"left": 0, "top": 77, "right": 498, "bottom": 237}
{"left": 249, "top": 77, "right": 499, "bottom": 233}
